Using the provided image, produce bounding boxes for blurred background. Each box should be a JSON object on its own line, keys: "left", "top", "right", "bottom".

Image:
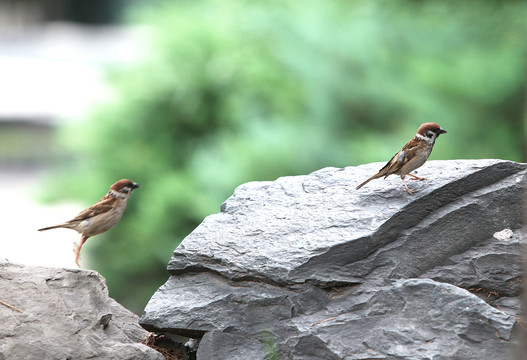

{"left": 1, "top": 0, "right": 525, "bottom": 314}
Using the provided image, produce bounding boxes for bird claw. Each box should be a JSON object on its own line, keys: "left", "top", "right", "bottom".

{"left": 409, "top": 173, "right": 427, "bottom": 181}
{"left": 72, "top": 245, "right": 81, "bottom": 267}
{"left": 401, "top": 187, "right": 418, "bottom": 194}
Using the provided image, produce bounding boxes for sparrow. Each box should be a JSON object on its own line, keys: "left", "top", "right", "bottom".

{"left": 356, "top": 122, "right": 447, "bottom": 193}
{"left": 38, "top": 179, "right": 140, "bottom": 266}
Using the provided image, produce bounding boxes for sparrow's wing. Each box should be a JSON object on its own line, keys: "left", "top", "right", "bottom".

{"left": 378, "top": 138, "right": 421, "bottom": 177}
{"left": 67, "top": 195, "right": 117, "bottom": 223}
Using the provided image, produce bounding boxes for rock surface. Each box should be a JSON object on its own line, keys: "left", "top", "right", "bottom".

{"left": 141, "top": 159, "right": 527, "bottom": 359}
{"left": 0, "top": 261, "right": 163, "bottom": 360}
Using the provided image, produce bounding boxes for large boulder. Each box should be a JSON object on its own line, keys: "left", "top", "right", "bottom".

{"left": 140, "top": 159, "right": 526, "bottom": 359}
{"left": 0, "top": 261, "right": 163, "bottom": 360}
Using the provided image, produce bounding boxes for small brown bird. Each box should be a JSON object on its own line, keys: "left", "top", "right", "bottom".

{"left": 38, "top": 179, "right": 140, "bottom": 266}
{"left": 356, "top": 122, "right": 446, "bottom": 193}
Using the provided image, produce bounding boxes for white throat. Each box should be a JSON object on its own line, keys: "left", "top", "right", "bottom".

{"left": 109, "top": 189, "right": 129, "bottom": 199}
{"left": 415, "top": 133, "right": 435, "bottom": 144}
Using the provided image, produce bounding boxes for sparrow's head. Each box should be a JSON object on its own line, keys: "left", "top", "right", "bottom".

{"left": 416, "top": 122, "right": 447, "bottom": 143}
{"left": 109, "top": 179, "right": 140, "bottom": 198}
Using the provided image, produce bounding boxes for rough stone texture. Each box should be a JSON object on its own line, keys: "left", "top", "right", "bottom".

{"left": 0, "top": 261, "right": 163, "bottom": 360}
{"left": 140, "top": 159, "right": 527, "bottom": 359}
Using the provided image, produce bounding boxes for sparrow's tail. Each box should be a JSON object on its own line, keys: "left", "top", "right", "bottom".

{"left": 38, "top": 224, "right": 66, "bottom": 232}
{"left": 356, "top": 174, "right": 382, "bottom": 190}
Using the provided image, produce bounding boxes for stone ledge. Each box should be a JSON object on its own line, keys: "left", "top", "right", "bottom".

{"left": 141, "top": 159, "right": 526, "bottom": 359}
{"left": 0, "top": 261, "right": 164, "bottom": 360}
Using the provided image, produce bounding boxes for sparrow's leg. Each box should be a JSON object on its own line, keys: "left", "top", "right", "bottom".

{"left": 401, "top": 177, "right": 417, "bottom": 194}
{"left": 74, "top": 234, "right": 89, "bottom": 267}
{"left": 408, "top": 173, "right": 427, "bottom": 181}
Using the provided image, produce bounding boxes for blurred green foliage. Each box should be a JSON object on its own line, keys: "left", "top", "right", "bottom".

{"left": 49, "top": 0, "right": 525, "bottom": 313}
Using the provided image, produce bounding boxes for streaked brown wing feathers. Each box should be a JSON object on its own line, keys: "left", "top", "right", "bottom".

{"left": 67, "top": 196, "right": 116, "bottom": 223}
{"left": 378, "top": 138, "right": 420, "bottom": 177}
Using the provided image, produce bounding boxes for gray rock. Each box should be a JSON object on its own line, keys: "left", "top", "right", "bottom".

{"left": 286, "top": 279, "right": 515, "bottom": 360}
{"left": 0, "top": 261, "right": 163, "bottom": 360}
{"left": 421, "top": 229, "right": 525, "bottom": 297}
{"left": 140, "top": 159, "right": 527, "bottom": 359}
{"left": 196, "top": 331, "right": 268, "bottom": 360}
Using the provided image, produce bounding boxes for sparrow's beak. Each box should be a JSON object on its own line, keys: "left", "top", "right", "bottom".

{"left": 440, "top": 128, "right": 447, "bottom": 134}
{"left": 133, "top": 183, "right": 140, "bottom": 189}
